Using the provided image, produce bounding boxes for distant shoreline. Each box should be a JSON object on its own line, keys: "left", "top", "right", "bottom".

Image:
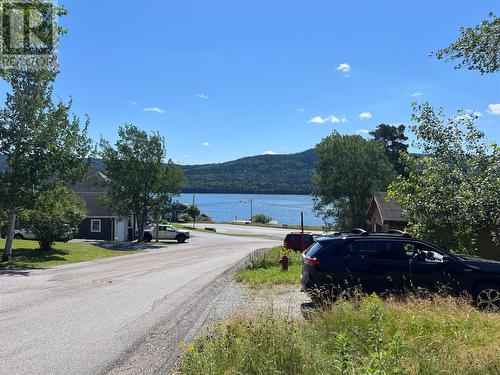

{"left": 180, "top": 191, "right": 313, "bottom": 196}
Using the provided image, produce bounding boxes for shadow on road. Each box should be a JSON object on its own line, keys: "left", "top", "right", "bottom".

{"left": 0, "top": 267, "right": 36, "bottom": 276}
{"left": 0, "top": 248, "right": 66, "bottom": 273}
{"left": 95, "top": 240, "right": 189, "bottom": 251}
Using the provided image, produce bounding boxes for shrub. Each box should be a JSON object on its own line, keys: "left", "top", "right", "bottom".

{"left": 178, "top": 213, "right": 192, "bottom": 223}
{"left": 18, "top": 184, "right": 87, "bottom": 250}
{"left": 252, "top": 214, "right": 272, "bottom": 224}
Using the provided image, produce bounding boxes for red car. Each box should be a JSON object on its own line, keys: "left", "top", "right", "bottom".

{"left": 284, "top": 232, "right": 319, "bottom": 252}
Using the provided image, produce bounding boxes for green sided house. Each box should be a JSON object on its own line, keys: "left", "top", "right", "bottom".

{"left": 70, "top": 171, "right": 129, "bottom": 242}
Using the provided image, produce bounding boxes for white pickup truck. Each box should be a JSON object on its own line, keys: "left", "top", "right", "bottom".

{"left": 143, "top": 224, "right": 190, "bottom": 243}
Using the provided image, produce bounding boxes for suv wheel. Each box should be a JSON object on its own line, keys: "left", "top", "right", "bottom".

{"left": 474, "top": 283, "right": 500, "bottom": 311}
{"left": 176, "top": 234, "right": 186, "bottom": 243}
{"left": 143, "top": 233, "right": 152, "bottom": 242}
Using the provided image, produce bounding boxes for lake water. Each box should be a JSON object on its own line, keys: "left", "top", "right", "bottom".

{"left": 177, "top": 193, "right": 323, "bottom": 226}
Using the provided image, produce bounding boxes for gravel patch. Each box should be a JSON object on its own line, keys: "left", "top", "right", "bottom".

{"left": 106, "top": 273, "right": 248, "bottom": 375}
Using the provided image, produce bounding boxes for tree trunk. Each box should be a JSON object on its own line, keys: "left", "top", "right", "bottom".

{"left": 137, "top": 215, "right": 143, "bottom": 242}
{"left": 2, "top": 210, "right": 17, "bottom": 262}
{"left": 137, "top": 212, "right": 147, "bottom": 243}
{"left": 38, "top": 239, "right": 53, "bottom": 251}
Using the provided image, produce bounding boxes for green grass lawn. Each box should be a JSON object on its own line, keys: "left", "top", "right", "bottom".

{"left": 235, "top": 246, "right": 302, "bottom": 287}
{"left": 0, "top": 239, "right": 140, "bottom": 269}
{"left": 177, "top": 295, "right": 500, "bottom": 375}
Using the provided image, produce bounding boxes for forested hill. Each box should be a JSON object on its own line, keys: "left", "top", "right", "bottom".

{"left": 181, "top": 149, "right": 316, "bottom": 194}
{"left": 0, "top": 149, "right": 317, "bottom": 194}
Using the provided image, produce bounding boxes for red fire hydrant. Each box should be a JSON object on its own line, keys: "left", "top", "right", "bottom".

{"left": 279, "top": 255, "right": 289, "bottom": 272}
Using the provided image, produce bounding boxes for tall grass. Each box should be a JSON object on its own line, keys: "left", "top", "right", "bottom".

{"left": 176, "top": 295, "right": 500, "bottom": 374}
{"left": 235, "top": 246, "right": 302, "bottom": 287}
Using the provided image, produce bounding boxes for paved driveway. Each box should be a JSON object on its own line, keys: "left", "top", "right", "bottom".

{"left": 0, "top": 231, "right": 280, "bottom": 375}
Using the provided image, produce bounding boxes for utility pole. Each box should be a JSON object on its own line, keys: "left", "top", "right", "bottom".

{"left": 300, "top": 211, "right": 304, "bottom": 251}
{"left": 192, "top": 194, "right": 196, "bottom": 229}
{"left": 250, "top": 199, "right": 253, "bottom": 222}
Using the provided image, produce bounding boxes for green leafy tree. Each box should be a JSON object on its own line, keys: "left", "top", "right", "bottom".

{"left": 313, "top": 132, "right": 396, "bottom": 230}
{"left": 388, "top": 103, "right": 500, "bottom": 253}
{"left": 99, "top": 125, "right": 183, "bottom": 242}
{"left": 18, "top": 184, "right": 87, "bottom": 250}
{"left": 435, "top": 12, "right": 499, "bottom": 74}
{"left": 0, "top": 2, "right": 91, "bottom": 262}
{"left": 252, "top": 214, "right": 272, "bottom": 224}
{"left": 186, "top": 205, "right": 201, "bottom": 228}
{"left": 370, "top": 124, "right": 408, "bottom": 175}
{"left": 179, "top": 213, "right": 193, "bottom": 223}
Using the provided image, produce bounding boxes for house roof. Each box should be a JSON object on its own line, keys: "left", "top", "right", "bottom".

{"left": 367, "top": 192, "right": 408, "bottom": 223}
{"left": 69, "top": 170, "right": 114, "bottom": 217}
{"left": 173, "top": 202, "right": 190, "bottom": 210}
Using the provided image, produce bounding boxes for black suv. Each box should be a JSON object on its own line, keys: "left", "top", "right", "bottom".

{"left": 301, "top": 229, "right": 500, "bottom": 310}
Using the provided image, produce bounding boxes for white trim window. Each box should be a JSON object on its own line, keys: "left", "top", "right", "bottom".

{"left": 91, "top": 219, "right": 102, "bottom": 233}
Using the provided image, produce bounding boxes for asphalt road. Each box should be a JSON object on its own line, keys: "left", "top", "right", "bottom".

{"left": 0, "top": 229, "right": 282, "bottom": 375}
{"left": 190, "top": 222, "right": 294, "bottom": 238}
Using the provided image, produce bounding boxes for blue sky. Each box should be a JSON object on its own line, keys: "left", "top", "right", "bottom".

{"left": 5, "top": 0, "right": 500, "bottom": 164}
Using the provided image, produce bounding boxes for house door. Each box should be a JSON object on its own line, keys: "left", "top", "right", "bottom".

{"left": 116, "top": 219, "right": 127, "bottom": 241}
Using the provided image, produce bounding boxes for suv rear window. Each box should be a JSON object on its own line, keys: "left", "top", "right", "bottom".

{"left": 306, "top": 240, "right": 351, "bottom": 259}
{"left": 305, "top": 241, "right": 323, "bottom": 257}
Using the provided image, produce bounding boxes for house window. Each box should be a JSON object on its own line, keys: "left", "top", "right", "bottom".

{"left": 91, "top": 219, "right": 101, "bottom": 233}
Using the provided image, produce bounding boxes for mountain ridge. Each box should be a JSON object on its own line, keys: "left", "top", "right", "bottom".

{"left": 0, "top": 149, "right": 316, "bottom": 195}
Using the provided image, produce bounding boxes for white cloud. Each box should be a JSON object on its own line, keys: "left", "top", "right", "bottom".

{"left": 202, "top": 141, "right": 210, "bottom": 146}
{"left": 335, "top": 63, "right": 351, "bottom": 73}
{"left": 296, "top": 108, "right": 305, "bottom": 112}
{"left": 411, "top": 92, "right": 423, "bottom": 97}
{"left": 308, "top": 115, "right": 327, "bottom": 124}
{"left": 341, "top": 118, "right": 347, "bottom": 123}
{"left": 129, "top": 100, "right": 137, "bottom": 105}
{"left": 327, "top": 115, "right": 341, "bottom": 123}
{"left": 262, "top": 151, "right": 277, "bottom": 155}
{"left": 143, "top": 107, "right": 165, "bottom": 114}
{"left": 488, "top": 103, "right": 500, "bottom": 115}
{"left": 358, "top": 112, "right": 373, "bottom": 120}
{"left": 197, "top": 93, "right": 208, "bottom": 100}
{"left": 308, "top": 115, "right": 343, "bottom": 124}
{"left": 356, "top": 129, "right": 370, "bottom": 135}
